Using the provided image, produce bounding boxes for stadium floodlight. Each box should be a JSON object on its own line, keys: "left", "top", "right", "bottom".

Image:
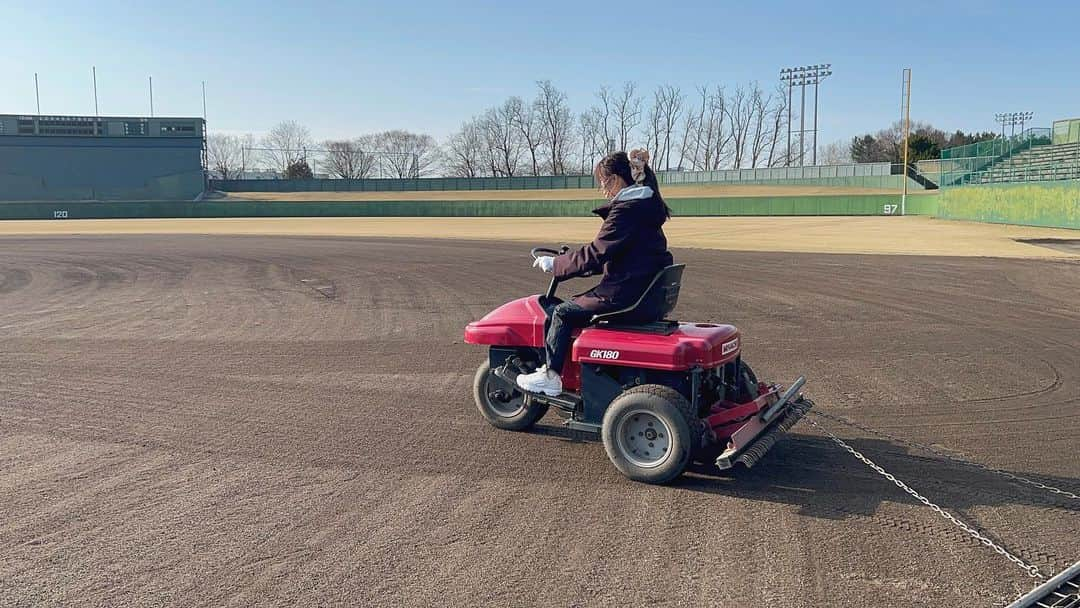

{"left": 994, "top": 113, "right": 1009, "bottom": 138}
{"left": 995, "top": 111, "right": 1034, "bottom": 139}
{"left": 779, "top": 63, "right": 832, "bottom": 166}
{"left": 1016, "top": 111, "right": 1034, "bottom": 136}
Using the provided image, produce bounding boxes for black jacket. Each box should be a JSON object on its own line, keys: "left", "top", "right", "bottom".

{"left": 552, "top": 187, "right": 673, "bottom": 313}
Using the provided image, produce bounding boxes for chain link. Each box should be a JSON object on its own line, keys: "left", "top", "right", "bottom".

{"left": 810, "top": 409, "right": 1080, "bottom": 501}
{"left": 804, "top": 417, "right": 1046, "bottom": 580}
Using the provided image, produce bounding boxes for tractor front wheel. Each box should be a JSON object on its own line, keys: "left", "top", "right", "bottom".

{"left": 473, "top": 360, "right": 549, "bottom": 431}
{"left": 601, "top": 385, "right": 698, "bottom": 484}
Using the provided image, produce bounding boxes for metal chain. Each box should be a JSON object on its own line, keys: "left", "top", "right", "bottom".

{"left": 804, "top": 417, "right": 1046, "bottom": 580}
{"left": 810, "top": 410, "right": 1080, "bottom": 501}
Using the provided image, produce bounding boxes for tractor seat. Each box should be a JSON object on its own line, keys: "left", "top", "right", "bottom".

{"left": 589, "top": 264, "right": 685, "bottom": 334}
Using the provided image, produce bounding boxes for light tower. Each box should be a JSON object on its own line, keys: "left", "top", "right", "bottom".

{"left": 780, "top": 64, "right": 832, "bottom": 166}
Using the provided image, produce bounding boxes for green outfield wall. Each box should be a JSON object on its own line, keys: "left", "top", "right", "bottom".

{"left": 902, "top": 195, "right": 940, "bottom": 216}
{"left": 6, "top": 183, "right": 1077, "bottom": 231}
{"left": 0, "top": 194, "right": 917, "bottom": 220}
{"left": 936, "top": 180, "right": 1079, "bottom": 229}
{"left": 213, "top": 163, "right": 923, "bottom": 193}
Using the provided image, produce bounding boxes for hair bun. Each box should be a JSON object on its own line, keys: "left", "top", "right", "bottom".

{"left": 628, "top": 149, "right": 650, "bottom": 184}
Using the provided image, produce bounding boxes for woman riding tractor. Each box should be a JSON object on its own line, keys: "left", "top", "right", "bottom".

{"left": 516, "top": 149, "right": 674, "bottom": 397}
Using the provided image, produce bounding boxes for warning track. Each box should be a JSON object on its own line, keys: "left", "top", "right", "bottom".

{"left": 0, "top": 235, "right": 1077, "bottom": 607}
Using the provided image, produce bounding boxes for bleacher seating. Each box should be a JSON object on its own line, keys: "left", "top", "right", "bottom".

{"left": 974, "top": 141, "right": 1080, "bottom": 184}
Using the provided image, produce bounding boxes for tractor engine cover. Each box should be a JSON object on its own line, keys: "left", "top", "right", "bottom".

{"left": 572, "top": 323, "right": 740, "bottom": 371}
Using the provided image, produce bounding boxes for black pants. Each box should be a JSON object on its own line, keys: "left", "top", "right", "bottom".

{"left": 544, "top": 301, "right": 594, "bottom": 374}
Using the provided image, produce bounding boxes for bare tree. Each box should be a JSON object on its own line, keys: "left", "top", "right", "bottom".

{"left": 352, "top": 134, "right": 381, "bottom": 175}
{"left": 644, "top": 98, "right": 663, "bottom": 168}
{"left": 725, "top": 85, "right": 753, "bottom": 169}
{"left": 371, "top": 130, "right": 440, "bottom": 178}
{"left": 578, "top": 113, "right": 592, "bottom": 174}
{"left": 725, "top": 82, "right": 788, "bottom": 169}
{"left": 580, "top": 107, "right": 612, "bottom": 173}
{"left": 444, "top": 118, "right": 486, "bottom": 178}
{"left": 661, "top": 86, "right": 684, "bottom": 170}
{"left": 677, "top": 86, "right": 730, "bottom": 171}
{"left": 870, "top": 120, "right": 933, "bottom": 164}
{"left": 478, "top": 111, "right": 499, "bottom": 176}
{"left": 747, "top": 83, "right": 773, "bottom": 168}
{"left": 613, "top": 82, "right": 643, "bottom": 152}
{"left": 261, "top": 120, "right": 312, "bottom": 173}
{"left": 681, "top": 86, "right": 709, "bottom": 171}
{"left": 239, "top": 133, "right": 256, "bottom": 175}
{"left": 677, "top": 90, "right": 704, "bottom": 171}
{"left": 818, "top": 139, "right": 853, "bottom": 165}
{"left": 510, "top": 96, "right": 543, "bottom": 176}
{"left": 594, "top": 85, "right": 614, "bottom": 153}
{"left": 534, "top": 80, "right": 575, "bottom": 175}
{"left": 766, "top": 84, "right": 789, "bottom": 167}
{"left": 484, "top": 99, "right": 523, "bottom": 176}
{"left": 710, "top": 88, "right": 734, "bottom": 169}
{"left": 580, "top": 84, "right": 620, "bottom": 171}
{"left": 645, "top": 86, "right": 684, "bottom": 170}
{"left": 322, "top": 139, "right": 376, "bottom": 179}
{"left": 207, "top": 133, "right": 244, "bottom": 180}
{"left": 355, "top": 139, "right": 379, "bottom": 178}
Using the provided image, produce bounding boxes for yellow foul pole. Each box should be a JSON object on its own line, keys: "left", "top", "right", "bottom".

{"left": 901, "top": 68, "right": 912, "bottom": 216}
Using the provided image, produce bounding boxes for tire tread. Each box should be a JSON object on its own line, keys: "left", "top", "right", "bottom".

{"left": 473, "top": 360, "right": 548, "bottom": 431}
{"left": 601, "top": 383, "right": 702, "bottom": 484}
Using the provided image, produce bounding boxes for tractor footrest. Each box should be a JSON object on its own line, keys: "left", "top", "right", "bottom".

{"left": 563, "top": 419, "right": 601, "bottom": 435}
{"left": 528, "top": 391, "right": 582, "bottom": 413}
{"left": 492, "top": 364, "right": 581, "bottom": 413}
{"left": 715, "top": 397, "right": 813, "bottom": 470}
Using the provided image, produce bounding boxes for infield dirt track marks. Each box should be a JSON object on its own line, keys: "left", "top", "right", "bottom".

{"left": 0, "top": 235, "right": 1077, "bottom": 607}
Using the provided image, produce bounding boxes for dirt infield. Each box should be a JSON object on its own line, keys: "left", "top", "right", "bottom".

{"left": 0, "top": 235, "right": 1077, "bottom": 607}
{"left": 1, "top": 215, "right": 1077, "bottom": 258}
{"left": 224, "top": 183, "right": 921, "bottom": 201}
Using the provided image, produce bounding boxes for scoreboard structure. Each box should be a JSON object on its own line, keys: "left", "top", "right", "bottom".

{"left": 0, "top": 113, "right": 207, "bottom": 201}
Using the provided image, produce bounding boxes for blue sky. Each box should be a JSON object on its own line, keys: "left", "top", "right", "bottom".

{"left": 3, "top": 0, "right": 1077, "bottom": 146}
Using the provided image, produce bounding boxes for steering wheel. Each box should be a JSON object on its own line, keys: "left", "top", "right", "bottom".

{"left": 531, "top": 246, "right": 569, "bottom": 301}
{"left": 530, "top": 246, "right": 562, "bottom": 259}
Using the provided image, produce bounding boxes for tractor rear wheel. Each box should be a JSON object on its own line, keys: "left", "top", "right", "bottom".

{"left": 473, "top": 360, "right": 549, "bottom": 431}
{"left": 601, "top": 385, "right": 700, "bottom": 484}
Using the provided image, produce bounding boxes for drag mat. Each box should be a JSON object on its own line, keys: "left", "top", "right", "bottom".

{"left": 0, "top": 235, "right": 1077, "bottom": 607}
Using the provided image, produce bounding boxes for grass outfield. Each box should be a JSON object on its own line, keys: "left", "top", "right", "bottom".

{"left": 223, "top": 183, "right": 933, "bottom": 202}
{"left": 1, "top": 215, "right": 1074, "bottom": 259}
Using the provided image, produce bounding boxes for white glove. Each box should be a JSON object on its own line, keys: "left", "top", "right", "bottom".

{"left": 532, "top": 256, "right": 555, "bottom": 273}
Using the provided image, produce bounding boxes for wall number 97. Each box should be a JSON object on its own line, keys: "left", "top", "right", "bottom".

{"left": 883, "top": 204, "right": 898, "bottom": 215}
{"left": 53, "top": 210, "right": 68, "bottom": 219}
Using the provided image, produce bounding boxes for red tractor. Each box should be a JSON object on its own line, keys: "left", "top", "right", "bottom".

{"left": 464, "top": 247, "right": 813, "bottom": 484}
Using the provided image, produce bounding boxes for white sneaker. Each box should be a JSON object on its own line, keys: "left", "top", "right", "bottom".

{"left": 516, "top": 365, "right": 563, "bottom": 396}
